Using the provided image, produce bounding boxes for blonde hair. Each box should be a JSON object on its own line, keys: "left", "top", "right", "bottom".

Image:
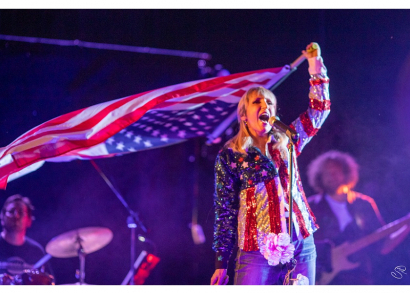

{"left": 225, "top": 86, "right": 288, "bottom": 155}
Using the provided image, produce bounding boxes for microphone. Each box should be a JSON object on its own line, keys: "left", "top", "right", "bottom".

{"left": 268, "top": 116, "right": 299, "bottom": 143}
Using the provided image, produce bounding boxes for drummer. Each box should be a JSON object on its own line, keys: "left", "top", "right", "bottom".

{"left": 0, "top": 194, "right": 53, "bottom": 278}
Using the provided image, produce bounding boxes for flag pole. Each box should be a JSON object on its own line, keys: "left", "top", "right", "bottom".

{"left": 206, "top": 53, "right": 308, "bottom": 145}
{"left": 269, "top": 53, "right": 307, "bottom": 92}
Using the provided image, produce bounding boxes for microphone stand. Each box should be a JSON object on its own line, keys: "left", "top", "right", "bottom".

{"left": 284, "top": 133, "right": 299, "bottom": 285}
{"left": 90, "top": 160, "right": 147, "bottom": 285}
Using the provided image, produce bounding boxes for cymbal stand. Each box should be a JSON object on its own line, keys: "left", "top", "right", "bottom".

{"left": 90, "top": 160, "right": 147, "bottom": 285}
{"left": 76, "top": 234, "right": 86, "bottom": 285}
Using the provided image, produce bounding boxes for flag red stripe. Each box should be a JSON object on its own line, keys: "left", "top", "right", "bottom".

{"left": 12, "top": 98, "right": 157, "bottom": 168}
{"left": 4, "top": 108, "right": 84, "bottom": 149}
{"left": 3, "top": 97, "right": 139, "bottom": 159}
{"left": 152, "top": 78, "right": 275, "bottom": 109}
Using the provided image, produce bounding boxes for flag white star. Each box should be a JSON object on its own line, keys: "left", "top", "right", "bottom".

{"left": 125, "top": 131, "right": 134, "bottom": 138}
{"left": 134, "top": 136, "right": 142, "bottom": 144}
{"left": 221, "top": 112, "right": 229, "bottom": 116}
{"left": 193, "top": 115, "right": 200, "bottom": 120}
{"left": 145, "top": 126, "right": 153, "bottom": 132}
{"left": 178, "top": 130, "right": 186, "bottom": 138}
{"left": 215, "top": 107, "right": 223, "bottom": 111}
{"left": 116, "top": 142, "right": 125, "bottom": 150}
{"left": 196, "top": 131, "right": 204, "bottom": 135}
{"left": 200, "top": 108, "right": 209, "bottom": 112}
{"left": 171, "top": 126, "right": 179, "bottom": 132}
{"left": 160, "top": 135, "right": 169, "bottom": 142}
{"left": 184, "top": 122, "right": 193, "bottom": 126}
{"left": 152, "top": 130, "right": 160, "bottom": 137}
{"left": 165, "top": 123, "right": 172, "bottom": 127}
{"left": 206, "top": 114, "right": 215, "bottom": 119}
{"left": 128, "top": 147, "right": 136, "bottom": 152}
{"left": 143, "top": 140, "right": 153, "bottom": 147}
{"left": 119, "top": 129, "right": 126, "bottom": 133}
{"left": 107, "top": 137, "right": 115, "bottom": 145}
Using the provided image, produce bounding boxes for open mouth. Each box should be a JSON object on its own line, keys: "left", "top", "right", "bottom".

{"left": 259, "top": 113, "right": 270, "bottom": 123}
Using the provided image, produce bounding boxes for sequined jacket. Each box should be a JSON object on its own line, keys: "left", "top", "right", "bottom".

{"left": 213, "top": 68, "right": 330, "bottom": 269}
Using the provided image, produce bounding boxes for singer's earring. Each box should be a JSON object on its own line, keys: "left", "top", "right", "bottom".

{"left": 244, "top": 120, "right": 248, "bottom": 126}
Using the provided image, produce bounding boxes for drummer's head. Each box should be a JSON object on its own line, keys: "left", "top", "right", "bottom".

{"left": 1, "top": 194, "right": 35, "bottom": 232}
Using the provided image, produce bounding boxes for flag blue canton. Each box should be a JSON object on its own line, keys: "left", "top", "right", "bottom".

{"left": 105, "top": 100, "right": 238, "bottom": 154}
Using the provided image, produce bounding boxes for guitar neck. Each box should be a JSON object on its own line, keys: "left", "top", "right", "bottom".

{"left": 344, "top": 213, "right": 410, "bottom": 256}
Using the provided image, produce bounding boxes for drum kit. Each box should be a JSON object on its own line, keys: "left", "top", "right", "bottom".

{"left": 0, "top": 226, "right": 113, "bottom": 285}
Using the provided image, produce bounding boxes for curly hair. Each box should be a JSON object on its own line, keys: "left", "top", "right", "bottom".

{"left": 307, "top": 150, "right": 359, "bottom": 193}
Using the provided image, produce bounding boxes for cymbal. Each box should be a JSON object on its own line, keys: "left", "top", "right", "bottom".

{"left": 46, "top": 227, "right": 113, "bottom": 258}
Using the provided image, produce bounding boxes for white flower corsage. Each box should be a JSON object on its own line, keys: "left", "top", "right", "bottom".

{"left": 259, "top": 232, "right": 295, "bottom": 266}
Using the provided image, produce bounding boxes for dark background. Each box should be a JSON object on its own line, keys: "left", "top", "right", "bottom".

{"left": 1, "top": 9, "right": 410, "bottom": 285}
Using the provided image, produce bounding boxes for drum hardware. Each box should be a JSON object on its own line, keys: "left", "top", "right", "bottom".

{"left": 0, "top": 273, "right": 13, "bottom": 285}
{"left": 0, "top": 270, "right": 55, "bottom": 285}
{"left": 46, "top": 226, "right": 113, "bottom": 285}
{"left": 13, "top": 269, "right": 55, "bottom": 285}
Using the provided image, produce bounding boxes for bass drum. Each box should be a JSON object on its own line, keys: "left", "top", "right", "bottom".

{"left": 13, "top": 269, "right": 55, "bottom": 285}
{"left": 0, "top": 273, "right": 13, "bottom": 285}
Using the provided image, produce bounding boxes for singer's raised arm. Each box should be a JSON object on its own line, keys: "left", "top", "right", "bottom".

{"left": 290, "top": 44, "right": 330, "bottom": 156}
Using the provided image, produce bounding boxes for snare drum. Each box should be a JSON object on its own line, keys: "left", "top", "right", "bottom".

{"left": 13, "top": 269, "right": 55, "bottom": 285}
{"left": 0, "top": 273, "right": 13, "bottom": 285}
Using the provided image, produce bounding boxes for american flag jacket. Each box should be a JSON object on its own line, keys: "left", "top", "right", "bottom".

{"left": 212, "top": 59, "right": 330, "bottom": 269}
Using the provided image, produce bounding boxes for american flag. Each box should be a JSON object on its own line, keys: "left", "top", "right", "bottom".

{"left": 0, "top": 66, "right": 291, "bottom": 189}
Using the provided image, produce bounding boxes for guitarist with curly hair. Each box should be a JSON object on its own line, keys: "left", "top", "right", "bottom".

{"left": 307, "top": 150, "right": 386, "bottom": 285}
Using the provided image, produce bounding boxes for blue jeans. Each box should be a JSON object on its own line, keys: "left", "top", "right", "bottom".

{"left": 234, "top": 234, "right": 316, "bottom": 285}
